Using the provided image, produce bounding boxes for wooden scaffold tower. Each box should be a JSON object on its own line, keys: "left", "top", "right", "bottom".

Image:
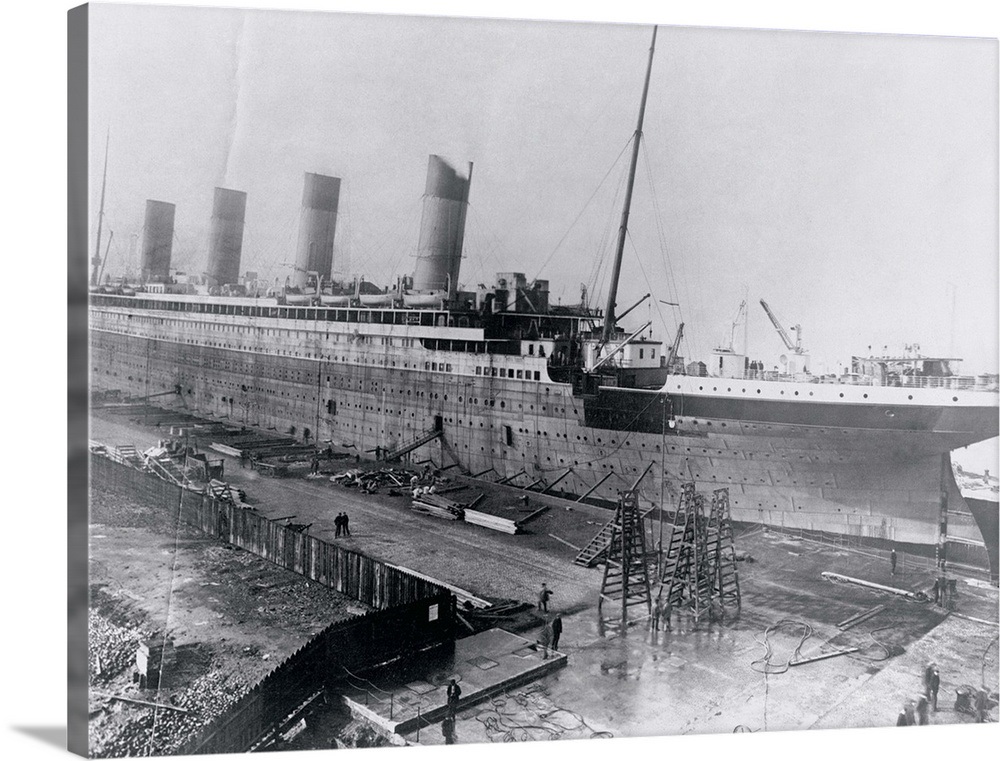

{"left": 597, "top": 490, "right": 653, "bottom": 629}
{"left": 708, "top": 488, "right": 742, "bottom": 617}
{"left": 656, "top": 483, "right": 741, "bottom": 624}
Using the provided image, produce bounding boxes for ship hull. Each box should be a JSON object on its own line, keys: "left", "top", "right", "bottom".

{"left": 89, "top": 315, "right": 998, "bottom": 549}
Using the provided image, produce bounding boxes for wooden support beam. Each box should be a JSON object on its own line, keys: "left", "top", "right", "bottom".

{"left": 92, "top": 693, "right": 192, "bottom": 714}
{"left": 498, "top": 469, "right": 526, "bottom": 485}
{"left": 541, "top": 468, "right": 573, "bottom": 495}
{"left": 576, "top": 471, "right": 615, "bottom": 502}
{"left": 628, "top": 461, "right": 655, "bottom": 492}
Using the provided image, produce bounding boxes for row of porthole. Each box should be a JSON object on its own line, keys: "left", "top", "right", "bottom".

{"left": 692, "top": 382, "right": 960, "bottom": 404}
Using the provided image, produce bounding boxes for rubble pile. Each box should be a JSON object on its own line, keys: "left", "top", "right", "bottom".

{"left": 331, "top": 466, "right": 420, "bottom": 495}
{"left": 90, "top": 668, "right": 249, "bottom": 757}
{"left": 88, "top": 610, "right": 148, "bottom": 683}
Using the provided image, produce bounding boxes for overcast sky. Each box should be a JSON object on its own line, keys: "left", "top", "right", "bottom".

{"left": 88, "top": 3, "right": 998, "bottom": 377}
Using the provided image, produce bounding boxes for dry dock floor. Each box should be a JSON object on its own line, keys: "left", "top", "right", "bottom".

{"left": 90, "top": 408, "right": 999, "bottom": 746}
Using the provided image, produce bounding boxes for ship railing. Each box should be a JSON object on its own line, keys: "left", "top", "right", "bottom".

{"left": 718, "top": 371, "right": 999, "bottom": 392}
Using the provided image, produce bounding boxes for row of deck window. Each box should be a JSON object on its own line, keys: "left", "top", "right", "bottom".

{"left": 475, "top": 366, "right": 542, "bottom": 381}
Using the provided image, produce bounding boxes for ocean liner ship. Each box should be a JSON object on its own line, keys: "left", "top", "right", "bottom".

{"left": 88, "top": 29, "right": 999, "bottom": 565}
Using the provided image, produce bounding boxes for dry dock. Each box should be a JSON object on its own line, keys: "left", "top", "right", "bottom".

{"left": 88, "top": 406, "right": 999, "bottom": 749}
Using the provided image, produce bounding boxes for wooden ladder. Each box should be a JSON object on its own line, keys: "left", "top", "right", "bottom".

{"left": 381, "top": 428, "right": 442, "bottom": 462}
{"left": 656, "top": 484, "right": 714, "bottom": 622}
{"left": 575, "top": 503, "right": 655, "bottom": 567}
{"left": 709, "top": 488, "right": 742, "bottom": 617}
{"left": 598, "top": 491, "right": 653, "bottom": 627}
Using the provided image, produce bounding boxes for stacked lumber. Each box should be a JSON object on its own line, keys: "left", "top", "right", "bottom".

{"left": 207, "top": 479, "right": 250, "bottom": 508}
{"left": 209, "top": 442, "right": 242, "bottom": 457}
{"left": 464, "top": 509, "right": 520, "bottom": 534}
{"left": 411, "top": 492, "right": 465, "bottom": 521}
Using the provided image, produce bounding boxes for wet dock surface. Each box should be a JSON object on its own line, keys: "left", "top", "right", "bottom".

{"left": 89, "top": 407, "right": 999, "bottom": 746}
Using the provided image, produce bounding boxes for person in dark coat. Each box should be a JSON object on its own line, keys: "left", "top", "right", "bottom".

{"left": 930, "top": 668, "right": 940, "bottom": 712}
{"left": 551, "top": 614, "right": 563, "bottom": 651}
{"left": 334, "top": 512, "right": 344, "bottom": 538}
{"left": 890, "top": 548, "right": 897, "bottom": 576}
{"left": 896, "top": 709, "right": 908, "bottom": 727}
{"left": 442, "top": 715, "right": 456, "bottom": 744}
{"left": 343, "top": 513, "right": 351, "bottom": 536}
{"left": 446, "top": 679, "right": 462, "bottom": 718}
{"left": 538, "top": 583, "right": 552, "bottom": 612}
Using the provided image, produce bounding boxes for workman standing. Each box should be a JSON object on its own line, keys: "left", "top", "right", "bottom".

{"left": 930, "top": 667, "right": 940, "bottom": 712}
{"left": 538, "top": 583, "right": 553, "bottom": 612}
{"left": 335, "top": 512, "right": 344, "bottom": 537}
{"left": 446, "top": 679, "right": 462, "bottom": 718}
{"left": 343, "top": 512, "right": 351, "bottom": 536}
{"left": 890, "top": 548, "right": 897, "bottom": 576}
{"left": 551, "top": 614, "right": 563, "bottom": 651}
{"left": 660, "top": 596, "right": 673, "bottom": 632}
{"left": 538, "top": 619, "right": 554, "bottom": 660}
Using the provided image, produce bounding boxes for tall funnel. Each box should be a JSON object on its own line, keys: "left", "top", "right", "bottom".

{"left": 206, "top": 187, "right": 247, "bottom": 287}
{"left": 140, "top": 200, "right": 175, "bottom": 283}
{"left": 411, "top": 155, "right": 473, "bottom": 299}
{"left": 293, "top": 173, "right": 341, "bottom": 289}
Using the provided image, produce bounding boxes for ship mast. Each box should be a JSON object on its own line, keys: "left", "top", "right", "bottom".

{"left": 601, "top": 26, "right": 657, "bottom": 347}
{"left": 90, "top": 128, "right": 110, "bottom": 287}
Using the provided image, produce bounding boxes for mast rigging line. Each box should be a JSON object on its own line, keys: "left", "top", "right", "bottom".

{"left": 586, "top": 161, "right": 631, "bottom": 312}
{"left": 625, "top": 230, "right": 677, "bottom": 346}
{"left": 639, "top": 138, "right": 702, "bottom": 360}
{"left": 530, "top": 135, "right": 636, "bottom": 284}
{"left": 601, "top": 25, "right": 658, "bottom": 346}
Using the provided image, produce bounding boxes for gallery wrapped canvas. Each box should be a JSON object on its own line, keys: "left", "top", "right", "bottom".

{"left": 68, "top": 2, "right": 999, "bottom": 757}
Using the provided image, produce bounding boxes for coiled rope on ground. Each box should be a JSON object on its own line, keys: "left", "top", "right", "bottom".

{"left": 472, "top": 686, "right": 613, "bottom": 742}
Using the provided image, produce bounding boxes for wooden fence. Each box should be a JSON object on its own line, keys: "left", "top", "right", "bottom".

{"left": 89, "top": 454, "right": 457, "bottom": 754}
{"left": 173, "top": 593, "right": 454, "bottom": 756}
{"left": 90, "top": 454, "right": 445, "bottom": 609}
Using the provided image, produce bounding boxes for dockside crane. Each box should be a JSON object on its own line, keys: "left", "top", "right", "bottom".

{"left": 759, "top": 299, "right": 805, "bottom": 354}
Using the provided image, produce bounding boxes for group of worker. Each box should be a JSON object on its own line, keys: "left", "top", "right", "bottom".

{"left": 891, "top": 549, "right": 956, "bottom": 608}
{"left": 334, "top": 512, "right": 351, "bottom": 537}
{"left": 897, "top": 663, "right": 940, "bottom": 726}
{"left": 896, "top": 661, "right": 994, "bottom": 725}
